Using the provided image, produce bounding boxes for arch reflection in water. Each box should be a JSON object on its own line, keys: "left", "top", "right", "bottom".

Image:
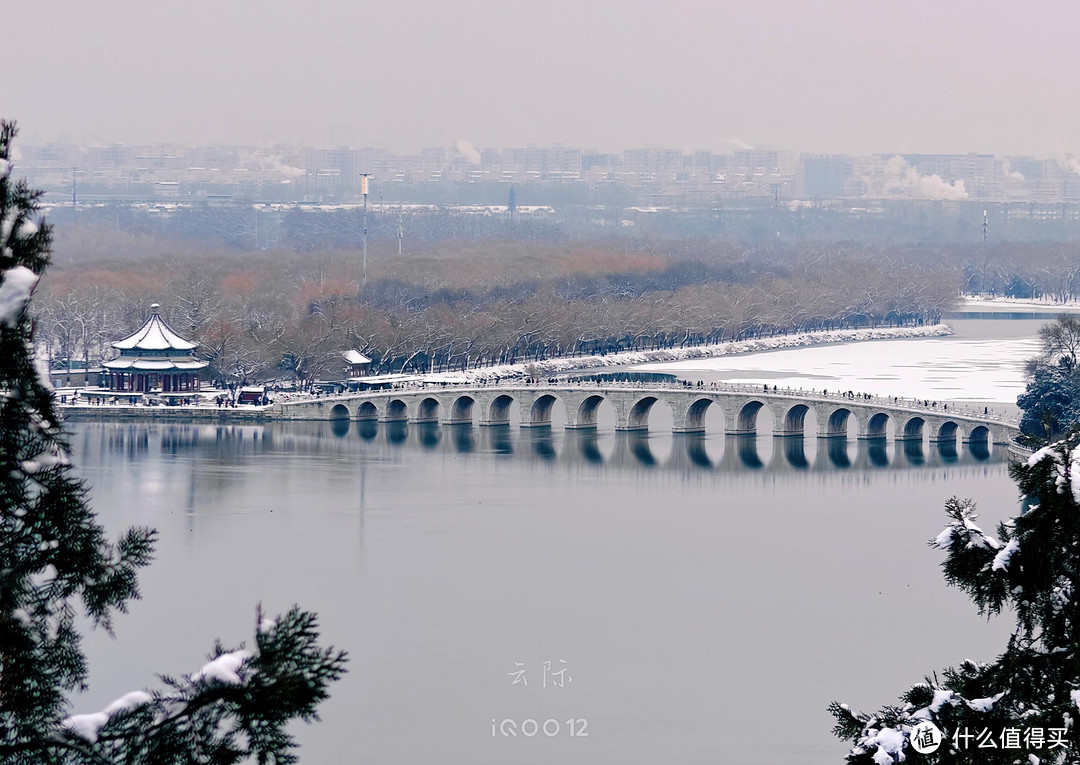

{"left": 359, "top": 423, "right": 1000, "bottom": 473}
{"left": 450, "top": 424, "right": 475, "bottom": 453}
{"left": 483, "top": 425, "right": 514, "bottom": 455}
{"left": 526, "top": 428, "right": 558, "bottom": 461}
{"left": 901, "top": 439, "right": 925, "bottom": 466}
{"left": 386, "top": 421, "right": 408, "bottom": 445}
{"left": 81, "top": 421, "right": 1002, "bottom": 476}
{"left": 679, "top": 433, "right": 713, "bottom": 469}
{"left": 822, "top": 437, "right": 851, "bottom": 469}
{"left": 417, "top": 422, "right": 441, "bottom": 449}
{"left": 779, "top": 437, "right": 809, "bottom": 470}
{"left": 331, "top": 418, "right": 350, "bottom": 438}
{"left": 357, "top": 420, "right": 378, "bottom": 441}
{"left": 866, "top": 439, "right": 890, "bottom": 468}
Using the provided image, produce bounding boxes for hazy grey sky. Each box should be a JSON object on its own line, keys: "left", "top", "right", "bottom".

{"left": 5, "top": 0, "right": 1079, "bottom": 156}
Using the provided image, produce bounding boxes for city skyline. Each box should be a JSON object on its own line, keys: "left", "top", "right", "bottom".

{"left": 6, "top": 0, "right": 1080, "bottom": 157}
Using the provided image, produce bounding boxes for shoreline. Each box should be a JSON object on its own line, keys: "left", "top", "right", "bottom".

{"left": 59, "top": 324, "right": 954, "bottom": 424}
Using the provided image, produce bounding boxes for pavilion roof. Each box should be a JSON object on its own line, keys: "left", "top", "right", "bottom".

{"left": 112, "top": 304, "right": 198, "bottom": 352}
{"left": 102, "top": 358, "right": 208, "bottom": 371}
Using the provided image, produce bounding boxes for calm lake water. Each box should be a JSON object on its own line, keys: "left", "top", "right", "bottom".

{"left": 68, "top": 317, "right": 1035, "bottom": 765}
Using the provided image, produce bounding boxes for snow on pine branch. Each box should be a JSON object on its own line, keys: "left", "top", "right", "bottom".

{"left": 1026, "top": 440, "right": 1080, "bottom": 504}
{"left": 63, "top": 649, "right": 254, "bottom": 743}
{"left": 192, "top": 649, "right": 253, "bottom": 685}
{"left": 0, "top": 265, "right": 38, "bottom": 327}
{"left": 934, "top": 503, "right": 1001, "bottom": 552}
{"left": 62, "top": 691, "right": 153, "bottom": 743}
{"left": 991, "top": 539, "right": 1020, "bottom": 571}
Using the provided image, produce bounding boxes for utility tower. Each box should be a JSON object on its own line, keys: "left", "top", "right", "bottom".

{"left": 983, "top": 209, "right": 988, "bottom": 241}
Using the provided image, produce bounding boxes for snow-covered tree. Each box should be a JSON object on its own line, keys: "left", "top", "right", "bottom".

{"left": 0, "top": 120, "right": 346, "bottom": 763}
{"left": 829, "top": 438, "right": 1080, "bottom": 764}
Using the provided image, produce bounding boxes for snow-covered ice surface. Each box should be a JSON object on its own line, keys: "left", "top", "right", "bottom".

{"left": 632, "top": 333, "right": 1038, "bottom": 405}
{"left": 452, "top": 324, "right": 952, "bottom": 382}
{"left": 958, "top": 296, "right": 1080, "bottom": 313}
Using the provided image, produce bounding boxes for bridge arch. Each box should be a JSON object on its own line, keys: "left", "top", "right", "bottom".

{"left": 527, "top": 394, "right": 561, "bottom": 427}
{"left": 625, "top": 396, "right": 673, "bottom": 431}
{"left": 736, "top": 399, "right": 768, "bottom": 433}
{"left": 966, "top": 425, "right": 992, "bottom": 460}
{"left": 864, "top": 412, "right": 890, "bottom": 439}
{"left": 384, "top": 398, "right": 408, "bottom": 422}
{"left": 574, "top": 394, "right": 607, "bottom": 429}
{"left": 682, "top": 397, "right": 717, "bottom": 432}
{"left": 966, "top": 424, "right": 991, "bottom": 443}
{"left": 448, "top": 394, "right": 475, "bottom": 424}
{"left": 779, "top": 403, "right": 811, "bottom": 436}
{"left": 330, "top": 403, "right": 350, "bottom": 420}
{"left": 935, "top": 420, "right": 959, "bottom": 442}
{"left": 415, "top": 397, "right": 440, "bottom": 423}
{"left": 356, "top": 401, "right": 378, "bottom": 420}
{"left": 899, "top": 416, "right": 926, "bottom": 441}
{"left": 487, "top": 394, "right": 515, "bottom": 426}
{"left": 821, "top": 406, "right": 857, "bottom": 438}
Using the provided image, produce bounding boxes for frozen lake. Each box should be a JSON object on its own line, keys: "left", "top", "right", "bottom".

{"left": 68, "top": 315, "right": 1041, "bottom": 765}
{"left": 632, "top": 318, "right": 1041, "bottom": 409}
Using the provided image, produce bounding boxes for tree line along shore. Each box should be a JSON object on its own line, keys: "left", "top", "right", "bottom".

{"left": 33, "top": 225, "right": 1080, "bottom": 389}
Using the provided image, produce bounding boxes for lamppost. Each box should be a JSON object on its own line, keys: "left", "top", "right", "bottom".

{"left": 360, "top": 173, "right": 371, "bottom": 287}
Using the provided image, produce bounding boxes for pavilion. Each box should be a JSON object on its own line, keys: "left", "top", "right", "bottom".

{"left": 102, "top": 304, "right": 208, "bottom": 394}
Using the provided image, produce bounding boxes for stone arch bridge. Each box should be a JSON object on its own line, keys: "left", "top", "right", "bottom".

{"left": 277, "top": 385, "right": 1017, "bottom": 444}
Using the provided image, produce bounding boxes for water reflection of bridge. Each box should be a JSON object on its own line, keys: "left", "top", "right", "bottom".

{"left": 81, "top": 420, "right": 1004, "bottom": 476}
{"left": 337, "top": 420, "right": 1003, "bottom": 473}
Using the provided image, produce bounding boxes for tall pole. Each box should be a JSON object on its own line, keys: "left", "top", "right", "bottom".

{"left": 72, "top": 165, "right": 77, "bottom": 228}
{"left": 361, "top": 173, "right": 370, "bottom": 287}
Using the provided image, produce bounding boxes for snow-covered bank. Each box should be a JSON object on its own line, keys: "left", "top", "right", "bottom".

{"left": 453, "top": 324, "right": 953, "bottom": 382}
{"left": 958, "top": 294, "right": 1080, "bottom": 313}
{"left": 635, "top": 327, "right": 1033, "bottom": 406}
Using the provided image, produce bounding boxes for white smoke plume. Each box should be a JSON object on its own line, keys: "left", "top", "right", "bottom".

{"left": 1000, "top": 160, "right": 1024, "bottom": 181}
{"left": 1060, "top": 156, "right": 1080, "bottom": 176}
{"left": 238, "top": 150, "right": 305, "bottom": 178}
{"left": 456, "top": 140, "right": 482, "bottom": 165}
{"left": 724, "top": 136, "right": 754, "bottom": 151}
{"left": 882, "top": 155, "right": 968, "bottom": 201}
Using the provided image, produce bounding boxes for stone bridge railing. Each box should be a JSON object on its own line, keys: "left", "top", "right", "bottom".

{"left": 276, "top": 383, "right": 1019, "bottom": 445}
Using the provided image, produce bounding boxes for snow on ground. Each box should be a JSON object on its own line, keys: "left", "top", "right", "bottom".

{"left": 958, "top": 295, "right": 1080, "bottom": 313}
{"left": 457, "top": 324, "right": 953, "bottom": 383}
{"left": 632, "top": 332, "right": 1036, "bottom": 405}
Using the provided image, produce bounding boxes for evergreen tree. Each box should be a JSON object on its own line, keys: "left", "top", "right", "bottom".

{"left": 1018, "top": 315, "right": 1080, "bottom": 443}
{"left": 829, "top": 437, "right": 1080, "bottom": 764}
{"left": 0, "top": 120, "right": 346, "bottom": 763}
{"left": 1017, "top": 363, "right": 1080, "bottom": 442}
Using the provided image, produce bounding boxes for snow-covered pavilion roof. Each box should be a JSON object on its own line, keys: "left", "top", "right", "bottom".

{"left": 343, "top": 349, "right": 372, "bottom": 365}
{"left": 102, "top": 357, "right": 208, "bottom": 371}
{"left": 111, "top": 304, "right": 198, "bottom": 352}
